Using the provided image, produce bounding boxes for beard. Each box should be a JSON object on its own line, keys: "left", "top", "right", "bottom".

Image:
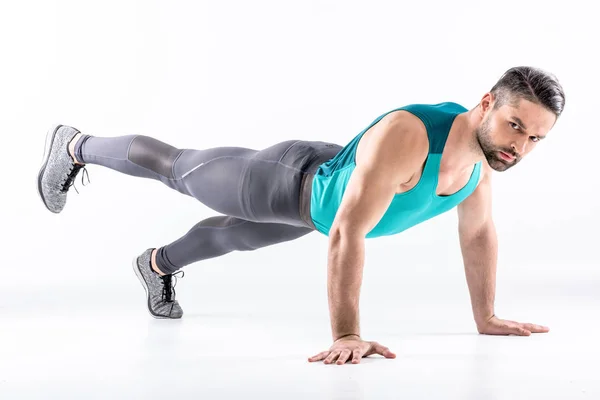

{"left": 475, "top": 117, "right": 520, "bottom": 171}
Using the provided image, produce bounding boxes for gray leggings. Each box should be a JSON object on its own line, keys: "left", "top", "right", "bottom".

{"left": 74, "top": 134, "right": 342, "bottom": 274}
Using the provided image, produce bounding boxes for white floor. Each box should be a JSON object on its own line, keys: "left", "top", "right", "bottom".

{"left": 2, "top": 261, "right": 598, "bottom": 400}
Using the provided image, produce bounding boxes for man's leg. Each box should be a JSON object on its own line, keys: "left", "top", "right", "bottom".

{"left": 71, "top": 133, "right": 315, "bottom": 269}
{"left": 71, "top": 133, "right": 315, "bottom": 225}
{"left": 72, "top": 133, "right": 259, "bottom": 217}
{"left": 41, "top": 127, "right": 337, "bottom": 318}
{"left": 131, "top": 214, "right": 313, "bottom": 319}
{"left": 153, "top": 215, "right": 314, "bottom": 275}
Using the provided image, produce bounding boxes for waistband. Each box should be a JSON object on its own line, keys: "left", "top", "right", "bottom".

{"left": 299, "top": 147, "right": 340, "bottom": 230}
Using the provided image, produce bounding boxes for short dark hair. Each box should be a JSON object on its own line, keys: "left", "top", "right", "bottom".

{"left": 490, "top": 66, "right": 565, "bottom": 118}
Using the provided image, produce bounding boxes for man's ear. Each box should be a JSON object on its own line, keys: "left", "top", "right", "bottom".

{"left": 479, "top": 92, "right": 495, "bottom": 118}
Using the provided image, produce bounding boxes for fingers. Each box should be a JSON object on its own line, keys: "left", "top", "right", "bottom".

{"left": 376, "top": 343, "right": 397, "bottom": 358}
{"left": 308, "top": 351, "right": 329, "bottom": 362}
{"left": 481, "top": 317, "right": 550, "bottom": 336}
{"left": 365, "top": 342, "right": 396, "bottom": 358}
{"left": 509, "top": 325, "right": 531, "bottom": 336}
{"left": 521, "top": 323, "right": 550, "bottom": 333}
{"left": 309, "top": 341, "right": 397, "bottom": 365}
{"left": 336, "top": 350, "right": 352, "bottom": 365}
{"left": 352, "top": 349, "right": 362, "bottom": 364}
{"left": 501, "top": 319, "right": 549, "bottom": 334}
{"left": 481, "top": 323, "right": 529, "bottom": 336}
{"left": 324, "top": 350, "right": 341, "bottom": 365}
{"left": 309, "top": 349, "right": 362, "bottom": 365}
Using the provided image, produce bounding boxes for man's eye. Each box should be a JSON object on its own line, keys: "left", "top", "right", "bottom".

{"left": 510, "top": 122, "right": 520, "bottom": 130}
{"left": 530, "top": 136, "right": 540, "bottom": 143}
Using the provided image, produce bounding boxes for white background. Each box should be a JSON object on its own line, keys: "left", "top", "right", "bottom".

{"left": 1, "top": 0, "right": 598, "bottom": 398}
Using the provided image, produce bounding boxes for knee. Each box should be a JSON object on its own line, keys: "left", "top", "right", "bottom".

{"left": 128, "top": 135, "right": 183, "bottom": 179}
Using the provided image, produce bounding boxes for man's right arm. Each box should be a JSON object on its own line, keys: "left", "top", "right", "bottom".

{"left": 326, "top": 112, "right": 428, "bottom": 342}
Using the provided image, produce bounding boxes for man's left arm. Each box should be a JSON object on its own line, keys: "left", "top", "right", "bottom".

{"left": 457, "top": 167, "right": 549, "bottom": 336}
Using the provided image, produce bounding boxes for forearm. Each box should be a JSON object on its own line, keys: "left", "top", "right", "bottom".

{"left": 327, "top": 229, "right": 365, "bottom": 341}
{"left": 459, "top": 223, "right": 498, "bottom": 327}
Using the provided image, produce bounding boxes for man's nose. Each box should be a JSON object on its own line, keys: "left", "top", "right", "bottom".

{"left": 511, "top": 138, "right": 527, "bottom": 156}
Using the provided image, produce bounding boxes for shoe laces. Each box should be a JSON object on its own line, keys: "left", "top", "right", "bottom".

{"left": 61, "top": 163, "right": 90, "bottom": 194}
{"left": 160, "top": 270, "right": 185, "bottom": 302}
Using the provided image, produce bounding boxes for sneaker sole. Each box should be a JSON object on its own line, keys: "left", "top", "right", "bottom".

{"left": 37, "top": 123, "right": 64, "bottom": 213}
{"left": 131, "top": 255, "right": 178, "bottom": 320}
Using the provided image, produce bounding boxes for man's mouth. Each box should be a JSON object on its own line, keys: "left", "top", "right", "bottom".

{"left": 498, "top": 151, "right": 516, "bottom": 162}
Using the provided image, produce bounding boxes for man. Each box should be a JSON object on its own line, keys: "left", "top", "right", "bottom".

{"left": 37, "top": 66, "right": 565, "bottom": 365}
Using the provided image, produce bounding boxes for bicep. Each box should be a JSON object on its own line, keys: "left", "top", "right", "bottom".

{"left": 331, "top": 116, "right": 427, "bottom": 237}
{"left": 331, "top": 163, "right": 399, "bottom": 237}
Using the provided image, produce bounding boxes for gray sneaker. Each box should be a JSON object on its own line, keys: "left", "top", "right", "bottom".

{"left": 132, "top": 248, "right": 184, "bottom": 319}
{"left": 37, "top": 124, "right": 90, "bottom": 213}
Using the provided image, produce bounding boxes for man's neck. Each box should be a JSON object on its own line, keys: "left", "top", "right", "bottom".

{"left": 440, "top": 107, "right": 486, "bottom": 172}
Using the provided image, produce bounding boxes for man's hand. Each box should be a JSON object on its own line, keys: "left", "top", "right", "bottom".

{"left": 308, "top": 335, "right": 396, "bottom": 365}
{"left": 477, "top": 315, "right": 550, "bottom": 336}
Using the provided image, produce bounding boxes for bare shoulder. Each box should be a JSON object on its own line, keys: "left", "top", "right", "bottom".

{"left": 356, "top": 109, "right": 429, "bottom": 171}
{"left": 383, "top": 110, "right": 428, "bottom": 144}
{"left": 385, "top": 109, "right": 426, "bottom": 127}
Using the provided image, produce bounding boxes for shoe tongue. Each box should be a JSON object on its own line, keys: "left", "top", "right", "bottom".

{"left": 162, "top": 274, "right": 174, "bottom": 302}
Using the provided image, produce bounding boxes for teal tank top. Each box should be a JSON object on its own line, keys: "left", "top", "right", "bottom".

{"left": 309, "top": 102, "right": 482, "bottom": 238}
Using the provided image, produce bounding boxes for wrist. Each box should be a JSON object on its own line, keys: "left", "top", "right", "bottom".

{"left": 334, "top": 333, "right": 361, "bottom": 342}
{"left": 475, "top": 313, "right": 495, "bottom": 327}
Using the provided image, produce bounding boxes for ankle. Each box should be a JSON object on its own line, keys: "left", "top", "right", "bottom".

{"left": 68, "top": 133, "right": 85, "bottom": 165}
{"left": 151, "top": 248, "right": 167, "bottom": 276}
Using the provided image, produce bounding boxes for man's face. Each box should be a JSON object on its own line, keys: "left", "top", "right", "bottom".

{"left": 475, "top": 97, "right": 557, "bottom": 171}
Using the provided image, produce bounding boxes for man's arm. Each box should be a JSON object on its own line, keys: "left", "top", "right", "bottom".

{"left": 309, "top": 111, "right": 429, "bottom": 364}
{"left": 326, "top": 113, "right": 428, "bottom": 341}
{"left": 457, "top": 167, "right": 497, "bottom": 327}
{"left": 457, "top": 166, "right": 549, "bottom": 335}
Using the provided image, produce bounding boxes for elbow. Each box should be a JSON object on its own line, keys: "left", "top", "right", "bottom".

{"left": 329, "top": 221, "right": 366, "bottom": 243}
{"left": 328, "top": 225, "right": 344, "bottom": 247}
{"left": 460, "top": 220, "right": 496, "bottom": 244}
